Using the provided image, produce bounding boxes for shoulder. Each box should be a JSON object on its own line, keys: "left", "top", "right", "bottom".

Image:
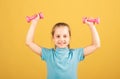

{"left": 41, "top": 47, "right": 54, "bottom": 61}
{"left": 70, "top": 48, "right": 84, "bottom": 52}
{"left": 42, "top": 47, "right": 54, "bottom": 53}
{"left": 70, "top": 48, "right": 85, "bottom": 61}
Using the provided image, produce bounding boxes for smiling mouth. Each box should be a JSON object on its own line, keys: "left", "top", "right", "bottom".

{"left": 58, "top": 42, "right": 66, "bottom": 45}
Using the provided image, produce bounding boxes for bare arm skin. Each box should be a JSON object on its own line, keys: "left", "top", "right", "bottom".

{"left": 25, "top": 15, "right": 42, "bottom": 56}
{"left": 84, "top": 19, "right": 101, "bottom": 56}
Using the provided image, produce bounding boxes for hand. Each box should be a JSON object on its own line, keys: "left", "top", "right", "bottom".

{"left": 84, "top": 17, "right": 95, "bottom": 26}
{"left": 31, "top": 14, "right": 40, "bottom": 23}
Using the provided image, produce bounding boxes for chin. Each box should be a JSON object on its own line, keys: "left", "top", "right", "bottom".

{"left": 57, "top": 45, "right": 67, "bottom": 48}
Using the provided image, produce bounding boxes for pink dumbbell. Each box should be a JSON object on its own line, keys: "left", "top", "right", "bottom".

{"left": 82, "top": 17, "right": 100, "bottom": 24}
{"left": 26, "top": 12, "right": 44, "bottom": 23}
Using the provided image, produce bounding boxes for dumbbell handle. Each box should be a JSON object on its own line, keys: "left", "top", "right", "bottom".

{"left": 83, "top": 17, "right": 100, "bottom": 24}
{"left": 26, "top": 13, "right": 44, "bottom": 23}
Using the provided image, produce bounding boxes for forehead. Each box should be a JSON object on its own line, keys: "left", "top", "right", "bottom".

{"left": 54, "top": 26, "right": 69, "bottom": 35}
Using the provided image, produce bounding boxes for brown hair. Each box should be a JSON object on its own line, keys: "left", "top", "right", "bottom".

{"left": 51, "top": 22, "right": 71, "bottom": 48}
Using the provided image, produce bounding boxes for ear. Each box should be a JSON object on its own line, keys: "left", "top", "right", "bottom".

{"left": 52, "top": 36, "right": 55, "bottom": 42}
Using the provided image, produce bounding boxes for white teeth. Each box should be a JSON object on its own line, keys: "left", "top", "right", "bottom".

{"left": 64, "top": 42, "right": 66, "bottom": 44}
{"left": 58, "top": 41, "right": 66, "bottom": 45}
{"left": 58, "top": 42, "right": 66, "bottom": 44}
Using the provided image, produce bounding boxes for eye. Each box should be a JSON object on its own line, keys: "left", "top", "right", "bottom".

{"left": 63, "top": 35, "right": 67, "bottom": 38}
{"left": 56, "top": 35, "right": 60, "bottom": 38}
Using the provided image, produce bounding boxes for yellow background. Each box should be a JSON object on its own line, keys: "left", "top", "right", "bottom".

{"left": 0, "top": 0, "right": 120, "bottom": 79}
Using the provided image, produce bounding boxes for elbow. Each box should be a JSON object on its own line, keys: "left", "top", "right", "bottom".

{"left": 25, "top": 41, "right": 32, "bottom": 46}
{"left": 25, "top": 41, "right": 29, "bottom": 46}
{"left": 93, "top": 42, "right": 101, "bottom": 49}
{"left": 96, "top": 43, "right": 101, "bottom": 48}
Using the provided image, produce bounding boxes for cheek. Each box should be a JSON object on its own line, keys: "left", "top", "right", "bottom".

{"left": 52, "top": 37, "right": 58, "bottom": 43}
{"left": 67, "top": 37, "right": 70, "bottom": 40}
{"left": 67, "top": 39, "right": 70, "bottom": 42}
{"left": 68, "top": 38, "right": 71, "bottom": 43}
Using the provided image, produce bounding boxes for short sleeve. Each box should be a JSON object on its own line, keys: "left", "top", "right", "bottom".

{"left": 41, "top": 47, "right": 52, "bottom": 61}
{"left": 76, "top": 48, "right": 85, "bottom": 61}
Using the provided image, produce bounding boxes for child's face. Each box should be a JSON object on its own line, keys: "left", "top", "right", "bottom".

{"left": 53, "top": 26, "right": 70, "bottom": 48}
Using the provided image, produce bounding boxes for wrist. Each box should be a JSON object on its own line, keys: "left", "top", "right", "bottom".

{"left": 87, "top": 24, "right": 96, "bottom": 29}
{"left": 31, "top": 20, "right": 38, "bottom": 24}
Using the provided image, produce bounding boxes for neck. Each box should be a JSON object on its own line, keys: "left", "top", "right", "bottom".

{"left": 55, "top": 47, "right": 69, "bottom": 53}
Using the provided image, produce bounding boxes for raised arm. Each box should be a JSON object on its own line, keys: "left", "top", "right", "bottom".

{"left": 84, "top": 18, "right": 101, "bottom": 56}
{"left": 25, "top": 15, "right": 42, "bottom": 56}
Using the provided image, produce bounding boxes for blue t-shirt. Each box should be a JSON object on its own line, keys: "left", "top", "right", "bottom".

{"left": 41, "top": 47, "right": 84, "bottom": 79}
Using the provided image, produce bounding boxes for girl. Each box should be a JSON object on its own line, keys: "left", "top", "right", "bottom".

{"left": 26, "top": 15, "right": 100, "bottom": 79}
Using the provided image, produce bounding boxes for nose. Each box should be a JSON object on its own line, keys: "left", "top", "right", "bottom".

{"left": 59, "top": 36, "right": 64, "bottom": 41}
